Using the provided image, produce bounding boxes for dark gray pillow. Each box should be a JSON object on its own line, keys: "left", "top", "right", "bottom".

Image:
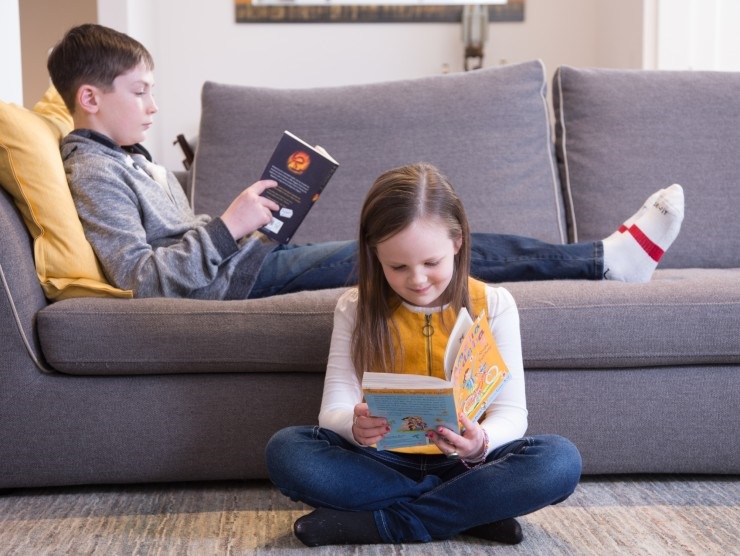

{"left": 192, "top": 60, "right": 566, "bottom": 245}
{"left": 553, "top": 65, "right": 740, "bottom": 268}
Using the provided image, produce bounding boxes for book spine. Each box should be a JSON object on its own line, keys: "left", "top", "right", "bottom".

{"left": 316, "top": 162, "right": 338, "bottom": 194}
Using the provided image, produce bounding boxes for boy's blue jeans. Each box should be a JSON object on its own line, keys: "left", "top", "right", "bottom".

{"left": 249, "top": 233, "right": 603, "bottom": 298}
{"left": 265, "top": 426, "right": 582, "bottom": 543}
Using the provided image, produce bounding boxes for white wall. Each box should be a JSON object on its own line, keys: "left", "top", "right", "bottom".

{"left": 97, "top": 0, "right": 644, "bottom": 169}
{"left": 595, "top": 0, "right": 645, "bottom": 69}
{"left": 1, "top": 0, "right": 23, "bottom": 104}
{"left": 655, "top": 0, "right": 740, "bottom": 71}
{"left": 19, "top": 0, "right": 740, "bottom": 169}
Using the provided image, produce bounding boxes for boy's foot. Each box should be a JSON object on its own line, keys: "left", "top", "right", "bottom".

{"left": 463, "top": 517, "right": 524, "bottom": 544}
{"left": 611, "top": 188, "right": 663, "bottom": 236}
{"left": 602, "top": 184, "right": 684, "bottom": 282}
{"left": 293, "top": 507, "right": 383, "bottom": 546}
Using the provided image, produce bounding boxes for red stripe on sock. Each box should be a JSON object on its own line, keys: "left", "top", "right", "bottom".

{"left": 629, "top": 225, "right": 664, "bottom": 262}
{"left": 618, "top": 224, "right": 629, "bottom": 233}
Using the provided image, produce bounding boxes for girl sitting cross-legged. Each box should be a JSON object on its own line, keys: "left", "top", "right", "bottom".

{"left": 265, "top": 162, "right": 583, "bottom": 547}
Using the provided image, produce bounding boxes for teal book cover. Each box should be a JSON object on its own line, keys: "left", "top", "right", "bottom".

{"left": 362, "top": 309, "right": 510, "bottom": 451}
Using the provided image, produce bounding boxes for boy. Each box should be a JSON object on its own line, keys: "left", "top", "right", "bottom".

{"left": 47, "top": 24, "right": 684, "bottom": 300}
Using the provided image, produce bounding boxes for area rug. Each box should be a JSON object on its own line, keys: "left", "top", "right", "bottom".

{"left": 0, "top": 475, "right": 737, "bottom": 555}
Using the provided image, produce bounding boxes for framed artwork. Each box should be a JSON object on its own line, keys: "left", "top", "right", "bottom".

{"left": 235, "top": 0, "right": 524, "bottom": 24}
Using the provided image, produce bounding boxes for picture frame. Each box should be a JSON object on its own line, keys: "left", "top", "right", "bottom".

{"left": 235, "top": 0, "right": 524, "bottom": 24}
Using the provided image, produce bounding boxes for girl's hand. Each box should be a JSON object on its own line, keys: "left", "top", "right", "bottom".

{"left": 221, "top": 180, "right": 279, "bottom": 240}
{"left": 427, "top": 413, "right": 486, "bottom": 461}
{"left": 352, "top": 403, "right": 390, "bottom": 446}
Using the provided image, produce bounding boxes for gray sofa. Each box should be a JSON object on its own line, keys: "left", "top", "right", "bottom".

{"left": 1, "top": 61, "right": 738, "bottom": 489}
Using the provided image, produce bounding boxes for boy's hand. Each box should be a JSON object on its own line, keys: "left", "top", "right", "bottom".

{"left": 221, "top": 180, "right": 279, "bottom": 240}
{"left": 352, "top": 403, "right": 389, "bottom": 446}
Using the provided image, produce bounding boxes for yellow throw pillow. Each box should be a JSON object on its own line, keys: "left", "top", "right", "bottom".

{"left": 0, "top": 86, "right": 132, "bottom": 300}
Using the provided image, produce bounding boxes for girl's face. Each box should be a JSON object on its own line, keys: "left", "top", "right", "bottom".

{"left": 375, "top": 216, "right": 462, "bottom": 308}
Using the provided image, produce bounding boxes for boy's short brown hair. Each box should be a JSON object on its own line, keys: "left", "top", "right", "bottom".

{"left": 47, "top": 23, "right": 154, "bottom": 114}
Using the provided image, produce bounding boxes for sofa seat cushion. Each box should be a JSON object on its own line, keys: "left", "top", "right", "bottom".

{"left": 38, "top": 269, "right": 739, "bottom": 376}
{"left": 37, "top": 288, "right": 344, "bottom": 375}
{"left": 553, "top": 65, "right": 740, "bottom": 269}
{"left": 505, "top": 268, "right": 740, "bottom": 369}
{"left": 193, "top": 60, "right": 567, "bottom": 245}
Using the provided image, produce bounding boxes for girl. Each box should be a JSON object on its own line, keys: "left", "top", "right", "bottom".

{"left": 265, "top": 163, "right": 582, "bottom": 546}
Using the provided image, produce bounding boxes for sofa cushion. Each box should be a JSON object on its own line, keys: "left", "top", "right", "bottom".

{"left": 193, "top": 60, "right": 567, "bottom": 245}
{"left": 553, "top": 65, "right": 740, "bottom": 268}
{"left": 37, "top": 269, "right": 740, "bottom": 375}
{"left": 0, "top": 87, "right": 131, "bottom": 300}
{"left": 38, "top": 288, "right": 344, "bottom": 375}
{"left": 504, "top": 268, "right": 740, "bottom": 369}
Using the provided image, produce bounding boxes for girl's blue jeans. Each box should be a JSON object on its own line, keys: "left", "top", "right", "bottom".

{"left": 249, "top": 233, "right": 602, "bottom": 298}
{"left": 265, "top": 426, "right": 582, "bottom": 543}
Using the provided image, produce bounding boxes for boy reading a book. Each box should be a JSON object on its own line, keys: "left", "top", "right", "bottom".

{"left": 265, "top": 163, "right": 582, "bottom": 546}
{"left": 48, "top": 24, "right": 684, "bottom": 301}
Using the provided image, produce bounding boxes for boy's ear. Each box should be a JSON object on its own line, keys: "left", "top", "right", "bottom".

{"left": 76, "top": 85, "right": 100, "bottom": 114}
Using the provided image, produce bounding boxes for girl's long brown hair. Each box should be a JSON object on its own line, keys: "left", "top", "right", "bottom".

{"left": 352, "top": 163, "right": 472, "bottom": 379}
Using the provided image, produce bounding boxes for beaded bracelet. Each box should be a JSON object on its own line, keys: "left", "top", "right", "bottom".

{"left": 461, "top": 428, "right": 489, "bottom": 470}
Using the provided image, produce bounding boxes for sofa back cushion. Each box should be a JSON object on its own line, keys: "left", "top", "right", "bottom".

{"left": 193, "top": 60, "right": 566, "bottom": 245}
{"left": 554, "top": 66, "right": 740, "bottom": 268}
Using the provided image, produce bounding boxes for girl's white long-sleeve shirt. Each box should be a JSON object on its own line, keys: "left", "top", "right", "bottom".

{"left": 319, "top": 285, "right": 528, "bottom": 457}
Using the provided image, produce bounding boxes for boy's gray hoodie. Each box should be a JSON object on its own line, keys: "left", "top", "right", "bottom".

{"left": 61, "top": 130, "right": 275, "bottom": 299}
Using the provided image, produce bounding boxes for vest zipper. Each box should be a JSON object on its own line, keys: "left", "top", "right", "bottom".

{"left": 422, "top": 314, "right": 434, "bottom": 376}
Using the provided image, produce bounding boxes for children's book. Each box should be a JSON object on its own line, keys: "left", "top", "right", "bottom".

{"left": 259, "top": 130, "right": 339, "bottom": 244}
{"left": 361, "top": 309, "right": 510, "bottom": 451}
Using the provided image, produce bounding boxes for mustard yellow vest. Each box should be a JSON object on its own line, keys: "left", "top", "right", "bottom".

{"left": 385, "top": 278, "right": 488, "bottom": 454}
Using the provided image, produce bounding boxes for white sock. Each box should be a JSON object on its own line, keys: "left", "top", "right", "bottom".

{"left": 602, "top": 184, "right": 684, "bottom": 282}
{"left": 605, "top": 188, "right": 663, "bottom": 241}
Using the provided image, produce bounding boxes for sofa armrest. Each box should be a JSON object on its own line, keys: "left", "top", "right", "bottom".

{"left": 172, "top": 169, "right": 193, "bottom": 203}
